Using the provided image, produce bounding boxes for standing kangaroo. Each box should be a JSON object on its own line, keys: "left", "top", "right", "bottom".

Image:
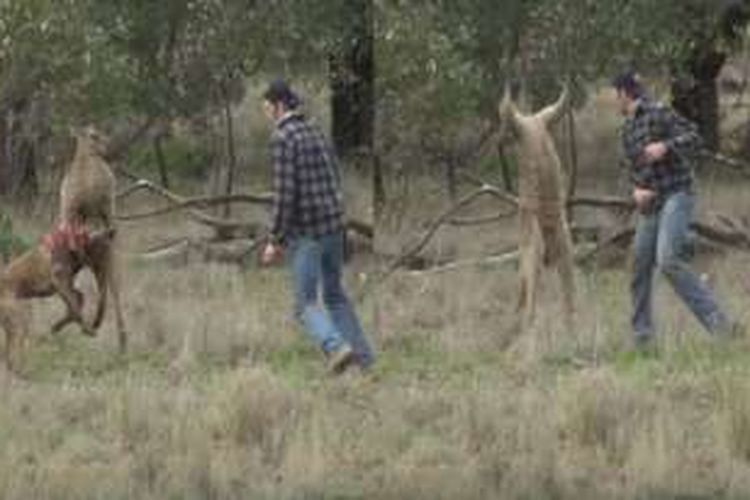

{"left": 499, "top": 85, "right": 576, "bottom": 332}
{"left": 59, "top": 126, "right": 127, "bottom": 352}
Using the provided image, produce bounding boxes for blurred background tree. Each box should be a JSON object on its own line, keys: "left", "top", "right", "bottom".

{"left": 0, "top": 0, "right": 748, "bottom": 205}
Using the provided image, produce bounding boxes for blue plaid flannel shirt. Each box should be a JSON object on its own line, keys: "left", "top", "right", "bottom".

{"left": 269, "top": 112, "right": 344, "bottom": 245}
{"left": 621, "top": 98, "right": 702, "bottom": 207}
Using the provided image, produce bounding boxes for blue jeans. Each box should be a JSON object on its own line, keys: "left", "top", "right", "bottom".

{"left": 632, "top": 190, "right": 729, "bottom": 340}
{"left": 288, "top": 231, "right": 375, "bottom": 367}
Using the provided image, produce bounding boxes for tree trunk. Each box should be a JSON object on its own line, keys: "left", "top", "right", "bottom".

{"left": 222, "top": 88, "right": 237, "bottom": 219}
{"left": 373, "top": 152, "right": 386, "bottom": 222}
{"left": 14, "top": 139, "right": 38, "bottom": 201}
{"left": 153, "top": 134, "right": 170, "bottom": 189}
{"left": 0, "top": 111, "right": 10, "bottom": 194}
{"left": 497, "top": 143, "right": 515, "bottom": 193}
{"left": 7, "top": 98, "right": 38, "bottom": 200}
{"left": 445, "top": 158, "right": 458, "bottom": 201}
{"left": 328, "top": 0, "right": 374, "bottom": 158}
{"left": 671, "top": 48, "right": 726, "bottom": 151}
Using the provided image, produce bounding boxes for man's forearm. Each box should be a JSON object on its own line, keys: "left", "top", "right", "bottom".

{"left": 269, "top": 199, "right": 291, "bottom": 245}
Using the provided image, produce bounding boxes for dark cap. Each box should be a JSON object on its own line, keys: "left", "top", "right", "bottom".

{"left": 612, "top": 70, "right": 645, "bottom": 98}
{"left": 263, "top": 78, "right": 301, "bottom": 110}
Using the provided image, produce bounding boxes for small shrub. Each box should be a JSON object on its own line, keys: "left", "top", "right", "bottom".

{"left": 126, "top": 136, "right": 213, "bottom": 181}
{"left": 0, "top": 214, "right": 31, "bottom": 262}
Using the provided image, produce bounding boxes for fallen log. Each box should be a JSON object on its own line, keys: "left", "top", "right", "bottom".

{"left": 116, "top": 179, "right": 261, "bottom": 235}
{"left": 116, "top": 178, "right": 374, "bottom": 241}
{"left": 367, "top": 184, "right": 518, "bottom": 292}
{"left": 568, "top": 195, "right": 635, "bottom": 211}
{"left": 373, "top": 193, "right": 750, "bottom": 288}
{"left": 404, "top": 242, "right": 599, "bottom": 276}
{"left": 131, "top": 237, "right": 260, "bottom": 266}
{"left": 119, "top": 193, "right": 273, "bottom": 220}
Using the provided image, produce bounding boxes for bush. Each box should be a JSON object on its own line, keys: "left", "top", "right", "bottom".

{"left": 0, "top": 214, "right": 32, "bottom": 262}
{"left": 126, "top": 137, "right": 213, "bottom": 181}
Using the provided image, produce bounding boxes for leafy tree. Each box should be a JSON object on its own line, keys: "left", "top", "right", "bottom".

{"left": 0, "top": 0, "right": 88, "bottom": 194}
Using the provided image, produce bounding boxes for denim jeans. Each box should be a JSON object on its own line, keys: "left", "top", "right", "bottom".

{"left": 288, "top": 230, "right": 375, "bottom": 367}
{"left": 632, "top": 190, "right": 729, "bottom": 340}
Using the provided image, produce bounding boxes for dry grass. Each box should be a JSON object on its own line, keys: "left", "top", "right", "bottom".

{"left": 363, "top": 86, "right": 750, "bottom": 498}
{"left": 3, "top": 89, "right": 750, "bottom": 499}
{"left": 2, "top": 188, "right": 750, "bottom": 499}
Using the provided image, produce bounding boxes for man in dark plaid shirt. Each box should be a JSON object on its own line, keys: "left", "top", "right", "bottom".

{"left": 261, "top": 79, "right": 375, "bottom": 374}
{"left": 614, "top": 71, "right": 737, "bottom": 349}
{"left": 267, "top": 101, "right": 344, "bottom": 245}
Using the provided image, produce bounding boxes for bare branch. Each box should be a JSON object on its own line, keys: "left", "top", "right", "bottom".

{"left": 104, "top": 117, "right": 158, "bottom": 162}
{"left": 405, "top": 249, "right": 520, "bottom": 275}
{"left": 115, "top": 179, "right": 261, "bottom": 234}
{"left": 702, "top": 150, "right": 750, "bottom": 176}
{"left": 457, "top": 172, "right": 519, "bottom": 207}
{"left": 118, "top": 192, "right": 272, "bottom": 221}
{"left": 448, "top": 211, "right": 515, "bottom": 226}
{"left": 692, "top": 219, "right": 750, "bottom": 248}
{"left": 364, "top": 185, "right": 516, "bottom": 295}
{"left": 576, "top": 213, "right": 750, "bottom": 264}
{"left": 568, "top": 195, "right": 635, "bottom": 211}
{"left": 130, "top": 237, "right": 260, "bottom": 266}
{"left": 405, "top": 242, "right": 598, "bottom": 276}
{"left": 116, "top": 178, "right": 373, "bottom": 241}
{"left": 575, "top": 226, "right": 635, "bottom": 263}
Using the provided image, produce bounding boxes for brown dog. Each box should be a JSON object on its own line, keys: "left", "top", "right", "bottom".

{"left": 0, "top": 223, "right": 115, "bottom": 371}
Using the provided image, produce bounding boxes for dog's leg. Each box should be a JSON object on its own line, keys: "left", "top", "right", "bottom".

{"left": 0, "top": 298, "right": 25, "bottom": 372}
{"left": 50, "top": 288, "right": 84, "bottom": 334}
{"left": 51, "top": 261, "right": 94, "bottom": 337}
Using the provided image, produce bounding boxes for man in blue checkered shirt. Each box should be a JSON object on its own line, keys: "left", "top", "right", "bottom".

{"left": 614, "top": 71, "right": 737, "bottom": 349}
{"left": 260, "top": 79, "right": 375, "bottom": 374}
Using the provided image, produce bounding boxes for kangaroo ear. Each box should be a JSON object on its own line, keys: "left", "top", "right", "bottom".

{"left": 498, "top": 82, "right": 522, "bottom": 138}
{"left": 537, "top": 84, "right": 569, "bottom": 126}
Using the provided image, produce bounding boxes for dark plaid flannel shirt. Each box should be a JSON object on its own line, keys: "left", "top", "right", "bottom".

{"left": 621, "top": 98, "right": 702, "bottom": 207}
{"left": 269, "top": 112, "right": 344, "bottom": 245}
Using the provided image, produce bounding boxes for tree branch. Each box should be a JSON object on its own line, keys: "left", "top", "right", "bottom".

{"left": 116, "top": 179, "right": 373, "bottom": 240}
{"left": 364, "top": 185, "right": 515, "bottom": 294}
{"left": 115, "top": 179, "right": 262, "bottom": 234}
{"left": 118, "top": 192, "right": 273, "bottom": 221}
{"left": 104, "top": 117, "right": 158, "bottom": 162}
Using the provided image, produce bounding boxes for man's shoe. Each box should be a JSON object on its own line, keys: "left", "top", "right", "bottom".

{"left": 327, "top": 344, "right": 355, "bottom": 374}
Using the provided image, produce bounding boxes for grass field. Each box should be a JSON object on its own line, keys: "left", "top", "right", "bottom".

{"left": 3, "top": 87, "right": 750, "bottom": 498}
{"left": 0, "top": 175, "right": 749, "bottom": 500}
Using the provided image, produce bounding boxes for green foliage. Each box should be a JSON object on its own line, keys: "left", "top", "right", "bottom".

{"left": 86, "top": 0, "right": 277, "bottom": 120}
{"left": 0, "top": 0, "right": 88, "bottom": 113}
{"left": 0, "top": 214, "right": 31, "bottom": 262}
{"left": 126, "top": 136, "right": 212, "bottom": 180}
{"left": 0, "top": 0, "right": 745, "bottom": 188}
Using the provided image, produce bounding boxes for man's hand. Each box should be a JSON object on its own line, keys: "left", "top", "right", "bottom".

{"left": 633, "top": 187, "right": 656, "bottom": 213}
{"left": 261, "top": 242, "right": 284, "bottom": 266}
{"left": 642, "top": 141, "right": 668, "bottom": 163}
